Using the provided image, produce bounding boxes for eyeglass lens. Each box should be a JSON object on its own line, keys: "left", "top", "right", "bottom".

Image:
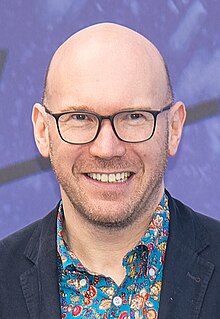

{"left": 57, "top": 110, "right": 155, "bottom": 144}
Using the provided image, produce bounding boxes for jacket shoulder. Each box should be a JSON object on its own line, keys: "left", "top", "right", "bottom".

{"left": 171, "top": 195, "right": 220, "bottom": 233}
{"left": 169, "top": 194, "right": 220, "bottom": 264}
{"left": 0, "top": 206, "right": 59, "bottom": 318}
{"left": 0, "top": 206, "right": 58, "bottom": 263}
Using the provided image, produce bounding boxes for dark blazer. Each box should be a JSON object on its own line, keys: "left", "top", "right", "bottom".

{"left": 1, "top": 192, "right": 220, "bottom": 319}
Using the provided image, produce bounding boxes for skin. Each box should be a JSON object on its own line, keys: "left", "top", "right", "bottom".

{"left": 32, "top": 23, "right": 186, "bottom": 284}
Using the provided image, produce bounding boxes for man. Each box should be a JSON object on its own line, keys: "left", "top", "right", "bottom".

{"left": 0, "top": 23, "right": 220, "bottom": 319}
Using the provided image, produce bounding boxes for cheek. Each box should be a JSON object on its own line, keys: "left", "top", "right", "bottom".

{"left": 134, "top": 136, "right": 168, "bottom": 170}
{"left": 132, "top": 140, "right": 160, "bottom": 162}
{"left": 49, "top": 138, "right": 84, "bottom": 171}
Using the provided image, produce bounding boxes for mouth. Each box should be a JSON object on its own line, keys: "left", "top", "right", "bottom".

{"left": 86, "top": 172, "right": 133, "bottom": 183}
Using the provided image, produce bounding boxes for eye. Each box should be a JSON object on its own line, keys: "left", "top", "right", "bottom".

{"left": 59, "top": 112, "right": 98, "bottom": 130}
{"left": 128, "top": 113, "right": 144, "bottom": 120}
{"left": 125, "top": 112, "right": 147, "bottom": 124}
{"left": 60, "top": 113, "right": 93, "bottom": 123}
{"left": 72, "top": 114, "right": 88, "bottom": 121}
{"left": 116, "top": 111, "right": 154, "bottom": 128}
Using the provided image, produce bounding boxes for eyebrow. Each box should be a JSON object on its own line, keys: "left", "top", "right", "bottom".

{"left": 58, "top": 105, "right": 156, "bottom": 113}
{"left": 59, "top": 105, "right": 97, "bottom": 113}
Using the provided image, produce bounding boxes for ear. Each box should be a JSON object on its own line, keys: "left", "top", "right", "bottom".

{"left": 32, "top": 103, "right": 50, "bottom": 158}
{"left": 168, "top": 101, "right": 186, "bottom": 156}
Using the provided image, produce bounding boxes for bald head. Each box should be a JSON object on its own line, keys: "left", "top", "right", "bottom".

{"left": 43, "top": 23, "right": 173, "bottom": 109}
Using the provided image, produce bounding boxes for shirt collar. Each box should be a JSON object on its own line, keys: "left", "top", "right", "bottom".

{"left": 57, "top": 203, "right": 84, "bottom": 270}
{"left": 57, "top": 193, "right": 170, "bottom": 271}
{"left": 139, "top": 192, "right": 169, "bottom": 248}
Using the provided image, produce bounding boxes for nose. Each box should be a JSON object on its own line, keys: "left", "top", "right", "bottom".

{"left": 88, "top": 120, "right": 126, "bottom": 159}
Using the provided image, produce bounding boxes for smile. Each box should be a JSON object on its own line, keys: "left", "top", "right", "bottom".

{"left": 86, "top": 172, "right": 132, "bottom": 183}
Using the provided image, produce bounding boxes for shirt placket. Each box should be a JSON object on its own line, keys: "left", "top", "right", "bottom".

{"left": 107, "top": 248, "right": 147, "bottom": 319}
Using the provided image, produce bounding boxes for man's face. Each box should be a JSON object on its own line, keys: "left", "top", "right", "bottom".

{"left": 42, "top": 28, "right": 171, "bottom": 229}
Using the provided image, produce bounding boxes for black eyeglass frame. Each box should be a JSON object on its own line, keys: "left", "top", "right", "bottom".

{"left": 43, "top": 103, "right": 172, "bottom": 145}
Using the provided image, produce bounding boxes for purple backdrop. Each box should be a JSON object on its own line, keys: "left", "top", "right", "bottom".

{"left": 0, "top": 0, "right": 219, "bottom": 239}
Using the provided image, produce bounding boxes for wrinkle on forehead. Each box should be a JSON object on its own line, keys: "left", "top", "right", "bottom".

{"left": 44, "top": 23, "right": 170, "bottom": 108}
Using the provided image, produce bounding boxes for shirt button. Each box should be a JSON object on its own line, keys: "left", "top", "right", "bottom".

{"left": 79, "top": 278, "right": 87, "bottom": 286}
{"left": 113, "top": 296, "right": 122, "bottom": 307}
{"left": 149, "top": 267, "right": 156, "bottom": 277}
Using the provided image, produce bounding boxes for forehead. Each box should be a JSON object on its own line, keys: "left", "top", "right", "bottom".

{"left": 46, "top": 25, "right": 168, "bottom": 113}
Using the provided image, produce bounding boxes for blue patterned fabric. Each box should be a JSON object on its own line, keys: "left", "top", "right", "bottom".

{"left": 57, "top": 194, "right": 170, "bottom": 319}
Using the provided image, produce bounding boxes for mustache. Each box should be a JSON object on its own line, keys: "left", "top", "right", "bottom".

{"left": 74, "top": 157, "right": 138, "bottom": 172}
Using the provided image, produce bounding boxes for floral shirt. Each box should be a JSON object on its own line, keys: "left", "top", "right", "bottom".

{"left": 57, "top": 194, "right": 170, "bottom": 319}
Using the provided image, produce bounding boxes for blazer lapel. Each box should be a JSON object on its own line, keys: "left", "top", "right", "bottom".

{"left": 20, "top": 265, "right": 40, "bottom": 319}
{"left": 20, "top": 208, "right": 61, "bottom": 319}
{"left": 159, "top": 194, "right": 215, "bottom": 319}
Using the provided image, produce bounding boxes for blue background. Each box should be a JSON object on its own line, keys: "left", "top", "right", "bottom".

{"left": 0, "top": 0, "right": 219, "bottom": 239}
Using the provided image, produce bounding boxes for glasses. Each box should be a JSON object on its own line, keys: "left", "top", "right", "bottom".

{"left": 43, "top": 104, "right": 172, "bottom": 144}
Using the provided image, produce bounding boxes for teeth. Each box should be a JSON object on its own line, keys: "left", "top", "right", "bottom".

{"left": 87, "top": 172, "right": 131, "bottom": 183}
{"left": 116, "top": 173, "right": 121, "bottom": 181}
{"left": 101, "top": 174, "right": 108, "bottom": 182}
{"left": 109, "top": 174, "right": 116, "bottom": 182}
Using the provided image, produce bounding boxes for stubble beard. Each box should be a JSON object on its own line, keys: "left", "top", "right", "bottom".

{"left": 49, "top": 130, "right": 169, "bottom": 230}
